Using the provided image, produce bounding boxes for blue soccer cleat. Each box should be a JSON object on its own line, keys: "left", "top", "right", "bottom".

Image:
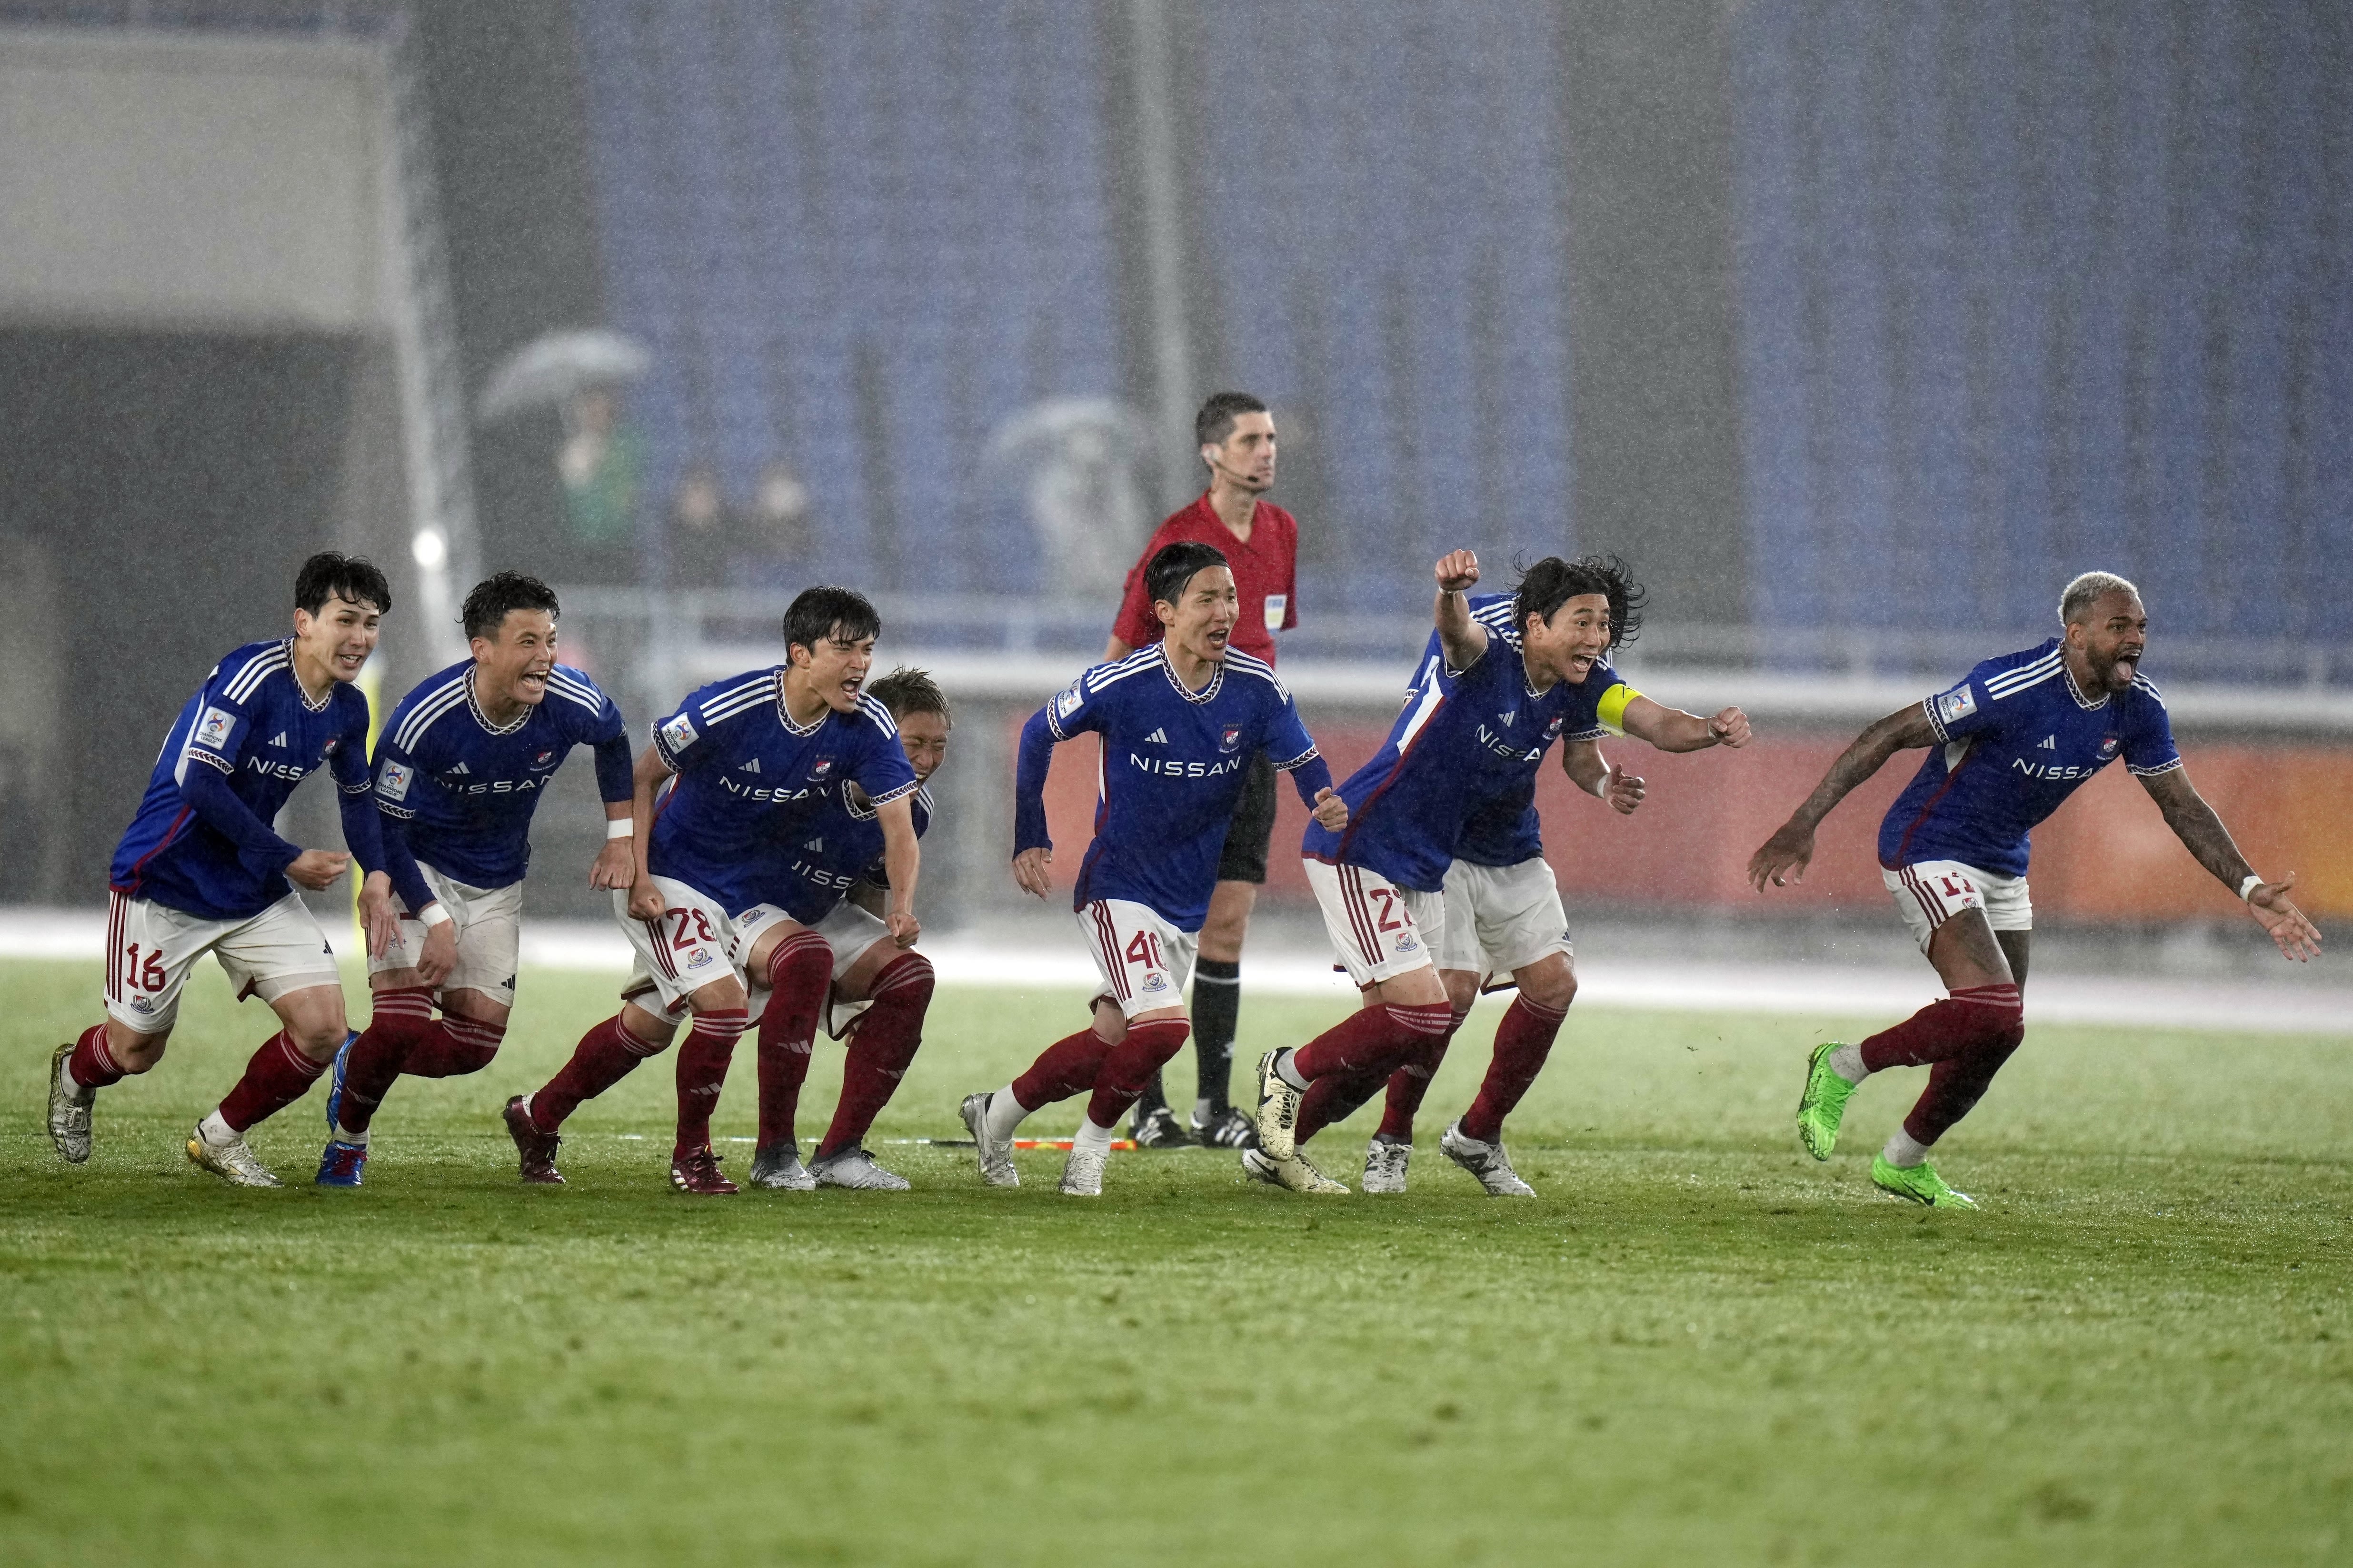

{"left": 323, "top": 1030, "right": 360, "bottom": 1134}
{"left": 315, "top": 1137, "right": 368, "bottom": 1188}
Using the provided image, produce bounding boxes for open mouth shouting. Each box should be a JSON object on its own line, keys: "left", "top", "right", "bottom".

{"left": 517, "top": 665, "right": 552, "bottom": 699}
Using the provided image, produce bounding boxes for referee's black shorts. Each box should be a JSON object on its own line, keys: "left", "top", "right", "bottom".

{"left": 1215, "top": 752, "right": 1280, "bottom": 885}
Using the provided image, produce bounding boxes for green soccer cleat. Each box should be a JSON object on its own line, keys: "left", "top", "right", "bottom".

{"left": 1870, "top": 1154, "right": 1976, "bottom": 1210}
{"left": 1796, "top": 1042, "right": 1857, "bottom": 1161}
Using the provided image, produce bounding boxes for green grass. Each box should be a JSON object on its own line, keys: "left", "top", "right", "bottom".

{"left": 3, "top": 956, "right": 2349, "bottom": 1566}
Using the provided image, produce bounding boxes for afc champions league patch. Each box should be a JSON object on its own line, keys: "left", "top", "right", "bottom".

{"left": 658, "top": 712, "right": 699, "bottom": 754}
{"left": 1934, "top": 683, "right": 1978, "bottom": 727}
{"left": 193, "top": 705, "right": 237, "bottom": 752}
{"left": 377, "top": 759, "right": 415, "bottom": 803}
{"left": 1219, "top": 723, "right": 1245, "bottom": 754}
{"left": 1264, "top": 593, "right": 1287, "bottom": 633}
{"left": 1054, "top": 684, "right": 1084, "bottom": 721}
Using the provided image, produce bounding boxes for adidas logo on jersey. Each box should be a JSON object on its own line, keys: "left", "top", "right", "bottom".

{"left": 448, "top": 761, "right": 469, "bottom": 774}
{"left": 2038, "top": 735, "right": 2057, "bottom": 750}
{"left": 739, "top": 758, "right": 762, "bottom": 773}
{"left": 1143, "top": 728, "right": 1168, "bottom": 744}
{"left": 803, "top": 836, "right": 824, "bottom": 851}
{"left": 268, "top": 731, "right": 289, "bottom": 748}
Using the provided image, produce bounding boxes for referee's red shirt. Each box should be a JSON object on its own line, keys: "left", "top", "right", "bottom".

{"left": 1110, "top": 494, "right": 1300, "bottom": 665}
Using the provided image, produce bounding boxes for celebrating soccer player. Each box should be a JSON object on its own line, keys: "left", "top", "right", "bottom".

{"left": 1099, "top": 392, "right": 1301, "bottom": 1150}
{"left": 502, "top": 587, "right": 919, "bottom": 1193}
{"left": 1749, "top": 571, "right": 2323, "bottom": 1209}
{"left": 1255, "top": 551, "right": 1749, "bottom": 1195}
{"left": 960, "top": 541, "right": 1346, "bottom": 1197}
{"left": 728, "top": 666, "right": 950, "bottom": 1192}
{"left": 310, "top": 573, "right": 634, "bottom": 1187}
{"left": 47, "top": 553, "right": 395, "bottom": 1187}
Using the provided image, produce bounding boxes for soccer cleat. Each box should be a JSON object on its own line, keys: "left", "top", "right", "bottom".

{"left": 1240, "top": 1144, "right": 1349, "bottom": 1195}
{"left": 1191, "top": 1105, "right": 1259, "bottom": 1150}
{"left": 186, "top": 1125, "right": 283, "bottom": 1188}
{"left": 1059, "top": 1143, "right": 1108, "bottom": 1196}
{"left": 1440, "top": 1121, "right": 1535, "bottom": 1197}
{"left": 47, "top": 1043, "right": 95, "bottom": 1165}
{"left": 1252, "top": 1050, "right": 1303, "bottom": 1160}
{"left": 322, "top": 1030, "right": 360, "bottom": 1135}
{"left": 1871, "top": 1154, "right": 1977, "bottom": 1210}
{"left": 748, "top": 1141, "right": 816, "bottom": 1191}
{"left": 669, "top": 1144, "right": 738, "bottom": 1195}
{"left": 959, "top": 1091, "right": 1019, "bottom": 1188}
{"left": 810, "top": 1144, "right": 910, "bottom": 1191}
{"left": 314, "top": 1138, "right": 368, "bottom": 1188}
{"left": 1796, "top": 1042, "right": 1858, "bottom": 1161}
{"left": 1130, "top": 1104, "right": 1191, "bottom": 1149}
{"left": 1361, "top": 1134, "right": 1411, "bottom": 1194}
{"left": 502, "top": 1096, "right": 565, "bottom": 1185}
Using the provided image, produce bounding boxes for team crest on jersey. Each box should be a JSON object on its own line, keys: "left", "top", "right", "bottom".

{"left": 322, "top": 737, "right": 339, "bottom": 754}
{"left": 378, "top": 759, "right": 415, "bottom": 803}
{"left": 808, "top": 756, "right": 836, "bottom": 781}
{"left": 1054, "top": 684, "right": 1084, "bottom": 721}
{"left": 1544, "top": 715, "right": 1564, "bottom": 740}
{"left": 2098, "top": 736, "right": 2120, "bottom": 759}
{"left": 530, "top": 749, "right": 558, "bottom": 770}
{"left": 1219, "top": 724, "right": 1244, "bottom": 754}
{"left": 658, "top": 713, "right": 699, "bottom": 754}
{"left": 1934, "top": 683, "right": 1977, "bottom": 726}
{"left": 193, "top": 706, "right": 237, "bottom": 752}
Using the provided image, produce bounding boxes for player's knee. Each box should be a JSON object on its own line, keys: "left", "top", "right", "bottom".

{"left": 291, "top": 1021, "right": 347, "bottom": 1061}
{"left": 874, "top": 950, "right": 934, "bottom": 1004}
{"left": 109, "top": 1019, "right": 168, "bottom": 1072}
{"left": 1523, "top": 970, "right": 1577, "bottom": 1013}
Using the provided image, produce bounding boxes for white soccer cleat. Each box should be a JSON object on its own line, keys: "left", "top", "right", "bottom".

{"left": 1440, "top": 1120, "right": 1535, "bottom": 1197}
{"left": 1361, "top": 1135, "right": 1411, "bottom": 1194}
{"left": 748, "top": 1141, "right": 816, "bottom": 1191}
{"left": 47, "top": 1043, "right": 95, "bottom": 1165}
{"left": 1059, "top": 1144, "right": 1107, "bottom": 1197}
{"left": 185, "top": 1124, "right": 283, "bottom": 1189}
{"left": 1241, "top": 1144, "right": 1349, "bottom": 1195}
{"left": 810, "top": 1145, "right": 910, "bottom": 1191}
{"left": 960, "top": 1092, "right": 1019, "bottom": 1188}
{"left": 1253, "top": 1050, "right": 1303, "bottom": 1160}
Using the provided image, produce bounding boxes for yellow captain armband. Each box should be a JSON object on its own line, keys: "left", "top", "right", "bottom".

{"left": 1595, "top": 682, "right": 1641, "bottom": 736}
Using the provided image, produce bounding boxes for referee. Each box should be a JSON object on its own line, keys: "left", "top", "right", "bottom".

{"left": 1103, "top": 391, "right": 1299, "bottom": 1149}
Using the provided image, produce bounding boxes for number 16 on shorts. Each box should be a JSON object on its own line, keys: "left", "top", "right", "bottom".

{"left": 1078, "top": 899, "right": 1199, "bottom": 1020}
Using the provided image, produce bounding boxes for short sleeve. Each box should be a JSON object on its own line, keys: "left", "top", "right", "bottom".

{"left": 1263, "top": 681, "right": 1319, "bottom": 771}
{"left": 181, "top": 656, "right": 267, "bottom": 777}
{"left": 372, "top": 724, "right": 422, "bottom": 819}
{"left": 850, "top": 719, "right": 919, "bottom": 807}
{"left": 1044, "top": 665, "right": 1120, "bottom": 742}
{"left": 1922, "top": 670, "right": 1996, "bottom": 744}
{"left": 651, "top": 681, "right": 748, "bottom": 774}
{"left": 2123, "top": 684, "right": 2183, "bottom": 777}
{"left": 553, "top": 667, "right": 627, "bottom": 745}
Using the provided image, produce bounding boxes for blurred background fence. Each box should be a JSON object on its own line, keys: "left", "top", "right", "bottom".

{"left": 2, "top": 0, "right": 2348, "bottom": 958}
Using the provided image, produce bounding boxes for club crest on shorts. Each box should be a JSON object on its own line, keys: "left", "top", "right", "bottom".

{"left": 1219, "top": 724, "right": 1244, "bottom": 754}
{"left": 1141, "top": 971, "right": 1169, "bottom": 994}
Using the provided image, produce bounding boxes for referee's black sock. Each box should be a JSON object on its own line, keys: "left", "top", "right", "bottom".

{"left": 1190, "top": 958, "right": 1243, "bottom": 1119}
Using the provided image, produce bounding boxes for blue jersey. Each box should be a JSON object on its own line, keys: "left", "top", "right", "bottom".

{"left": 647, "top": 669, "right": 918, "bottom": 914}
{"left": 1306, "top": 595, "right": 1625, "bottom": 892}
{"left": 1878, "top": 638, "right": 2182, "bottom": 878}
{"left": 371, "top": 661, "right": 630, "bottom": 891}
{"left": 110, "top": 639, "right": 374, "bottom": 920}
{"left": 1034, "top": 645, "right": 1320, "bottom": 931}
{"left": 764, "top": 784, "right": 934, "bottom": 925}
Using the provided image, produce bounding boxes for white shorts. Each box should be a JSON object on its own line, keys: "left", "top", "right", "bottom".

{"left": 617, "top": 877, "right": 749, "bottom": 1016}
{"left": 366, "top": 861, "right": 522, "bottom": 1006}
{"left": 1884, "top": 860, "right": 2033, "bottom": 953}
{"left": 1437, "top": 857, "right": 1574, "bottom": 981}
{"left": 1077, "top": 899, "right": 1198, "bottom": 1020}
{"left": 736, "top": 898, "right": 902, "bottom": 1039}
{"left": 1304, "top": 859, "right": 1441, "bottom": 987}
{"left": 103, "top": 889, "right": 340, "bottom": 1034}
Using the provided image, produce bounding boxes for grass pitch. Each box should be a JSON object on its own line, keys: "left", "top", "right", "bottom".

{"left": 2, "top": 956, "right": 2349, "bottom": 1566}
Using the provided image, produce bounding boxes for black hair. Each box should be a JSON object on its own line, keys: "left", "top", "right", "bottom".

{"left": 1145, "top": 541, "right": 1231, "bottom": 612}
{"left": 1513, "top": 554, "right": 1645, "bottom": 649}
{"left": 462, "top": 572, "right": 561, "bottom": 641}
{"left": 295, "top": 551, "right": 392, "bottom": 617}
{"left": 1195, "top": 390, "right": 1268, "bottom": 448}
{"left": 866, "top": 665, "right": 951, "bottom": 726}
{"left": 783, "top": 585, "right": 882, "bottom": 659}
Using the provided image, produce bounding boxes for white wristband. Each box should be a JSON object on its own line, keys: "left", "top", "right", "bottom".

{"left": 419, "top": 903, "right": 453, "bottom": 929}
{"left": 1589, "top": 766, "right": 1612, "bottom": 800}
{"left": 2239, "top": 873, "right": 2263, "bottom": 902}
{"left": 606, "top": 818, "right": 635, "bottom": 840}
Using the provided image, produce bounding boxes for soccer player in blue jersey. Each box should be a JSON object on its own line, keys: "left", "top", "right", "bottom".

{"left": 959, "top": 541, "right": 1348, "bottom": 1196}
{"left": 727, "top": 666, "right": 949, "bottom": 1192}
{"left": 503, "top": 586, "right": 919, "bottom": 1193}
{"left": 1750, "top": 571, "right": 2322, "bottom": 1208}
{"left": 1260, "top": 550, "right": 1748, "bottom": 1195}
{"left": 46, "top": 553, "right": 394, "bottom": 1187}
{"left": 309, "top": 573, "right": 635, "bottom": 1186}
{"left": 1281, "top": 553, "right": 1749, "bottom": 1195}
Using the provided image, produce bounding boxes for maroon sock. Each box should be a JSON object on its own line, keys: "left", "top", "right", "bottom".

{"left": 1458, "top": 995, "right": 1569, "bottom": 1143}
{"left": 1902, "top": 1003, "right": 2026, "bottom": 1146}
{"left": 818, "top": 952, "right": 933, "bottom": 1158}
{"left": 755, "top": 930, "right": 833, "bottom": 1150}
{"left": 402, "top": 1014, "right": 506, "bottom": 1078}
{"left": 1011, "top": 1025, "right": 1117, "bottom": 1110}
{"left": 673, "top": 1006, "right": 749, "bottom": 1151}
{"left": 1378, "top": 1007, "right": 1467, "bottom": 1141}
{"left": 1293, "top": 1002, "right": 1455, "bottom": 1082}
{"left": 68, "top": 1023, "right": 128, "bottom": 1090}
{"left": 334, "top": 986, "right": 437, "bottom": 1133}
{"left": 216, "top": 1030, "right": 329, "bottom": 1133}
{"left": 1085, "top": 1017, "right": 1193, "bottom": 1129}
{"left": 532, "top": 1012, "right": 667, "bottom": 1133}
{"left": 1859, "top": 985, "right": 2022, "bottom": 1071}
{"left": 1295, "top": 1064, "right": 1389, "bottom": 1144}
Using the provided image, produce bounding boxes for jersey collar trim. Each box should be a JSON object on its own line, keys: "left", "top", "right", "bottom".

{"left": 1159, "top": 645, "right": 1223, "bottom": 705}
{"left": 464, "top": 668, "right": 532, "bottom": 736}
{"left": 284, "top": 638, "right": 333, "bottom": 714}
{"left": 776, "top": 670, "right": 827, "bottom": 736}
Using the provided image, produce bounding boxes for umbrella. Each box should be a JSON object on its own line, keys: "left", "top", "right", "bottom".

{"left": 476, "top": 329, "right": 651, "bottom": 422}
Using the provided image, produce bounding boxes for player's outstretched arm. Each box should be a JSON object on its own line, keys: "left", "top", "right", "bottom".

{"left": 1620, "top": 695, "right": 1751, "bottom": 754}
{"left": 1562, "top": 738, "right": 1645, "bottom": 814}
{"left": 2138, "top": 766, "right": 2323, "bottom": 961}
{"left": 625, "top": 743, "right": 672, "bottom": 921}
{"left": 875, "top": 793, "right": 921, "bottom": 947}
{"left": 1433, "top": 551, "right": 1488, "bottom": 673}
{"left": 1747, "top": 702, "right": 1937, "bottom": 891}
